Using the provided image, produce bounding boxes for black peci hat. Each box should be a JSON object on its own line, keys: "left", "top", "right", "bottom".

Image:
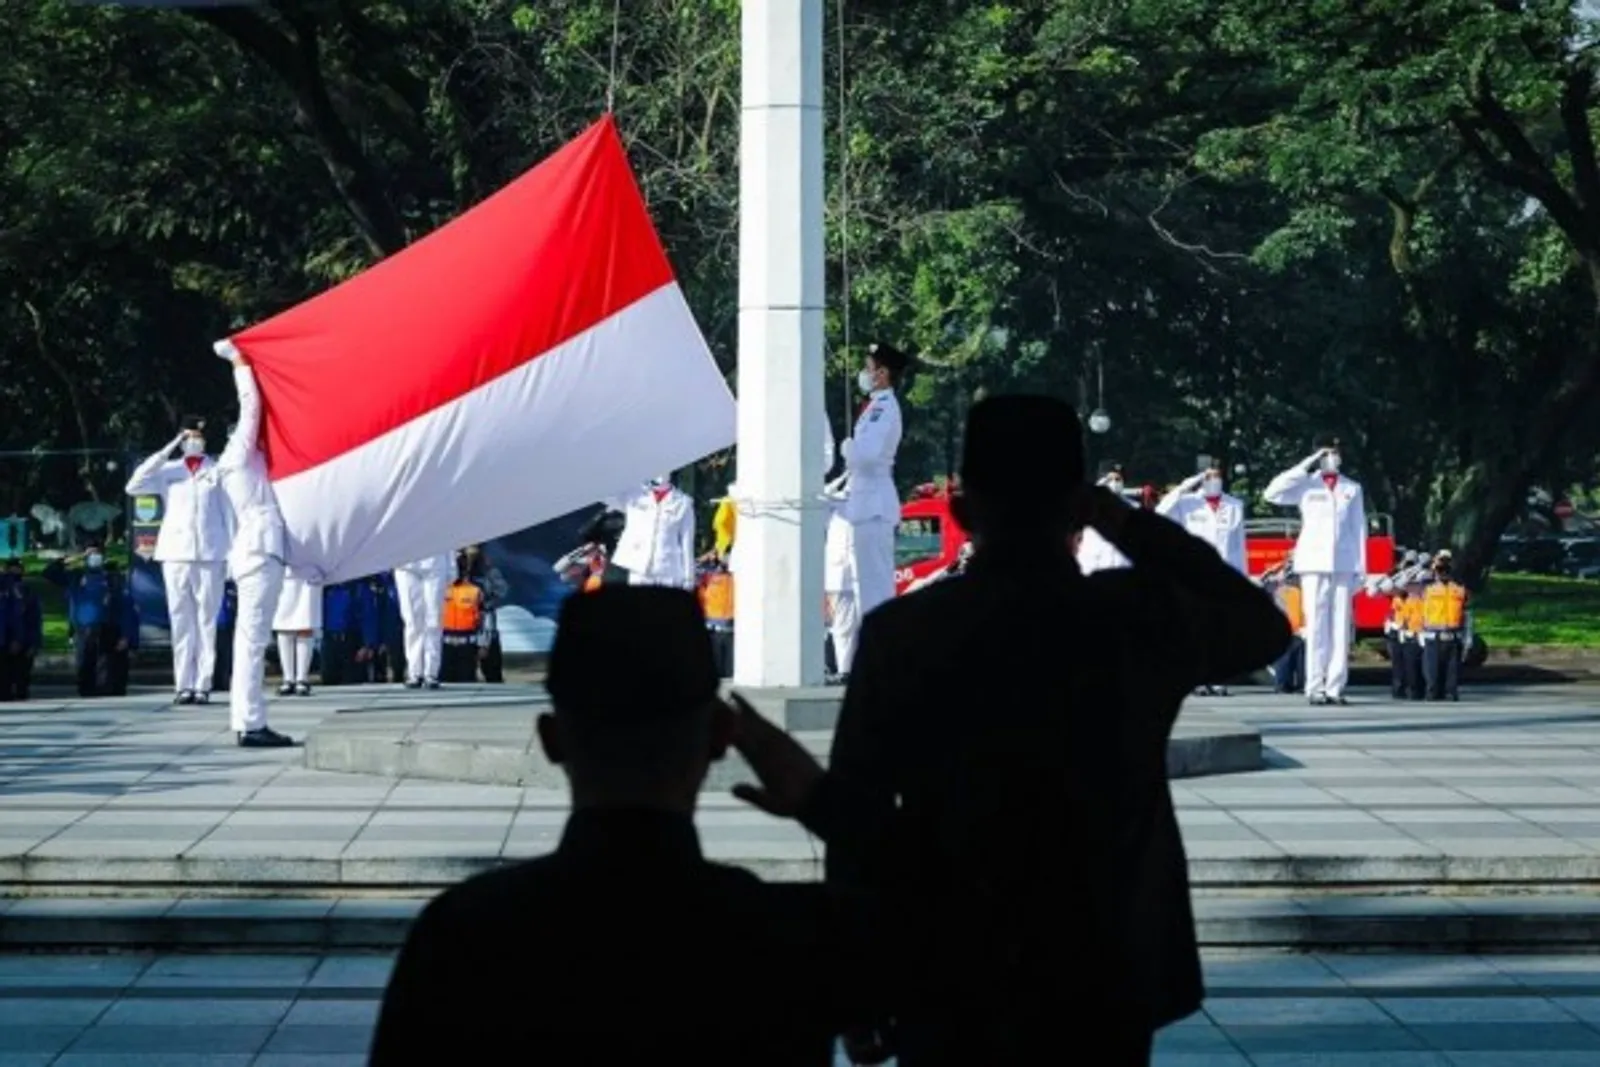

{"left": 1098, "top": 459, "right": 1124, "bottom": 479}
{"left": 546, "top": 587, "right": 719, "bottom": 722}
{"left": 867, "top": 341, "right": 910, "bottom": 376}
{"left": 960, "top": 394, "right": 1086, "bottom": 496}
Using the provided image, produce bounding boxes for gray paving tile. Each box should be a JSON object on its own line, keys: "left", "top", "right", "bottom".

{"left": 1407, "top": 1022, "right": 1600, "bottom": 1051}
{"left": 96, "top": 998, "right": 290, "bottom": 1026}
{"left": 258, "top": 1026, "right": 371, "bottom": 1055}
{"left": 66, "top": 1025, "right": 271, "bottom": 1054}
{"left": 304, "top": 956, "right": 394, "bottom": 990}
{"left": 1150, "top": 1054, "right": 1252, "bottom": 1067}
{"left": 0, "top": 998, "right": 109, "bottom": 1026}
{"left": 0, "top": 1027, "right": 87, "bottom": 1054}
{"left": 1317, "top": 955, "right": 1517, "bottom": 989}
{"left": 1153, "top": 1024, "right": 1240, "bottom": 1054}
{"left": 1444, "top": 1054, "right": 1600, "bottom": 1066}
{"left": 1223, "top": 1022, "right": 1425, "bottom": 1053}
{"left": 281, "top": 999, "right": 381, "bottom": 1027}
{"left": 1378, "top": 996, "right": 1577, "bottom": 1023}
{"left": 1206, "top": 996, "right": 1390, "bottom": 1025}
{"left": 0, "top": 956, "right": 150, "bottom": 988}
{"left": 252, "top": 1056, "right": 367, "bottom": 1067}
{"left": 134, "top": 955, "right": 316, "bottom": 988}
{"left": 53, "top": 1057, "right": 254, "bottom": 1067}
{"left": 1249, "top": 1055, "right": 1452, "bottom": 1067}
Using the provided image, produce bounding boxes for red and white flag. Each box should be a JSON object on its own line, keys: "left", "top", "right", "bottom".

{"left": 216, "top": 116, "right": 735, "bottom": 584}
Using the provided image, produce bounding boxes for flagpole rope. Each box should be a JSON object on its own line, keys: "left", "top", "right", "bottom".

{"left": 605, "top": 0, "right": 622, "bottom": 112}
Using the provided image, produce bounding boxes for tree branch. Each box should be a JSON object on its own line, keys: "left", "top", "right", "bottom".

{"left": 1560, "top": 59, "right": 1600, "bottom": 221}
{"left": 191, "top": 6, "right": 408, "bottom": 257}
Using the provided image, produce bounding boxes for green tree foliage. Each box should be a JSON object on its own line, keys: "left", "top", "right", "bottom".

{"left": 5, "top": 0, "right": 1600, "bottom": 586}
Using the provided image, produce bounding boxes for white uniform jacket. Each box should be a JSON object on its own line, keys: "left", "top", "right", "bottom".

{"left": 125, "top": 437, "right": 234, "bottom": 564}
{"left": 1156, "top": 484, "right": 1248, "bottom": 573}
{"left": 1262, "top": 456, "right": 1368, "bottom": 578}
{"left": 841, "top": 390, "right": 902, "bottom": 525}
{"left": 611, "top": 486, "right": 696, "bottom": 589}
{"left": 216, "top": 366, "right": 286, "bottom": 581}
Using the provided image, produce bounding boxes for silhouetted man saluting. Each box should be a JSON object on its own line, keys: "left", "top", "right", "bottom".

{"left": 732, "top": 395, "right": 1291, "bottom": 1066}
{"left": 373, "top": 586, "right": 873, "bottom": 1065}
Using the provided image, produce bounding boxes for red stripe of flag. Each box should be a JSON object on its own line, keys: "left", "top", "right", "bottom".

{"left": 229, "top": 115, "right": 676, "bottom": 481}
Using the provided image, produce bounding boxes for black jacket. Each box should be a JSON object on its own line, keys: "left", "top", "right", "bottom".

{"left": 800, "top": 508, "right": 1291, "bottom": 1059}
{"left": 371, "top": 807, "right": 878, "bottom": 1065}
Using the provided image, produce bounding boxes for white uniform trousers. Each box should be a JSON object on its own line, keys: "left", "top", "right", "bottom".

{"left": 394, "top": 569, "right": 444, "bottom": 682}
{"left": 163, "top": 560, "right": 226, "bottom": 694}
{"left": 825, "top": 513, "right": 859, "bottom": 675}
{"left": 849, "top": 515, "right": 896, "bottom": 626}
{"left": 229, "top": 556, "right": 283, "bottom": 733}
{"left": 1300, "top": 573, "right": 1355, "bottom": 699}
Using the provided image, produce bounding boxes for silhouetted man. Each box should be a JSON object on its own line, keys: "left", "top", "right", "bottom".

{"left": 732, "top": 395, "right": 1291, "bottom": 1066}
{"left": 371, "top": 586, "right": 873, "bottom": 1065}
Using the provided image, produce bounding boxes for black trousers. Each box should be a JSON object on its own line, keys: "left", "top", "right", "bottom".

{"left": 442, "top": 636, "right": 478, "bottom": 683}
{"left": 74, "top": 626, "right": 129, "bottom": 698}
{"left": 1399, "top": 640, "right": 1425, "bottom": 699}
{"left": 376, "top": 632, "right": 407, "bottom": 684}
{"left": 321, "top": 631, "right": 354, "bottom": 685}
{"left": 479, "top": 634, "right": 504, "bottom": 683}
{"left": 212, "top": 625, "right": 234, "bottom": 692}
{"left": 1423, "top": 635, "right": 1462, "bottom": 700}
{"left": 708, "top": 627, "right": 733, "bottom": 679}
{"left": 0, "top": 649, "right": 34, "bottom": 701}
{"left": 1273, "top": 636, "right": 1304, "bottom": 693}
{"left": 1386, "top": 633, "right": 1407, "bottom": 697}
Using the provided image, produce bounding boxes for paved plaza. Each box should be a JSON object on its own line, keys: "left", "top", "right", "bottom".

{"left": 0, "top": 949, "right": 1599, "bottom": 1064}
{"left": 4, "top": 682, "right": 1600, "bottom": 887}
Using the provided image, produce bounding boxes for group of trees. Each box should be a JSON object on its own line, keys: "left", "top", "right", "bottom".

{"left": 7, "top": 0, "right": 1600, "bottom": 585}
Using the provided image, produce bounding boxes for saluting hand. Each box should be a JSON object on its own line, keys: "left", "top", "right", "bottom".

{"left": 727, "top": 693, "right": 824, "bottom": 819}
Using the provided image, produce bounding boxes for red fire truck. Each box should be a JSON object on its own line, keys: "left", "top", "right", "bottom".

{"left": 895, "top": 484, "right": 1399, "bottom": 637}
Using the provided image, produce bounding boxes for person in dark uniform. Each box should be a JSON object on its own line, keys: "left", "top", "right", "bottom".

{"left": 1, "top": 559, "right": 42, "bottom": 701}
{"left": 577, "top": 506, "right": 629, "bottom": 585}
{"left": 320, "top": 581, "right": 361, "bottom": 685}
{"left": 44, "top": 546, "right": 140, "bottom": 698}
{"left": 371, "top": 586, "right": 879, "bottom": 1065}
{"left": 212, "top": 579, "right": 237, "bottom": 693}
{"left": 462, "top": 546, "right": 506, "bottom": 683}
{"left": 369, "top": 572, "right": 407, "bottom": 683}
{"left": 349, "top": 576, "right": 381, "bottom": 682}
{"left": 728, "top": 396, "right": 1292, "bottom": 1067}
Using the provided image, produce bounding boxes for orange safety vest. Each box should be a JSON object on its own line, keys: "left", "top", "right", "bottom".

{"left": 700, "top": 571, "right": 734, "bottom": 623}
{"left": 582, "top": 573, "right": 603, "bottom": 594}
{"left": 1422, "top": 581, "right": 1468, "bottom": 631}
{"left": 1279, "top": 585, "right": 1303, "bottom": 634}
{"left": 1402, "top": 595, "right": 1425, "bottom": 636}
{"left": 441, "top": 582, "right": 483, "bottom": 632}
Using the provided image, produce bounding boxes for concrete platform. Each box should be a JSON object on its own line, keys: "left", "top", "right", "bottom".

{"left": 301, "top": 693, "right": 1264, "bottom": 787}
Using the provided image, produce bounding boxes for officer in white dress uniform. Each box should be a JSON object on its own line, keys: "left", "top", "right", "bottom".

{"left": 125, "top": 413, "right": 234, "bottom": 705}
{"left": 1263, "top": 435, "right": 1367, "bottom": 705}
{"left": 1158, "top": 458, "right": 1249, "bottom": 695}
{"left": 273, "top": 575, "right": 323, "bottom": 696}
{"left": 611, "top": 476, "right": 696, "bottom": 590}
{"left": 839, "top": 341, "right": 906, "bottom": 651}
{"left": 1076, "top": 462, "right": 1135, "bottom": 574}
{"left": 212, "top": 346, "right": 293, "bottom": 747}
{"left": 394, "top": 554, "right": 451, "bottom": 689}
{"left": 1156, "top": 460, "right": 1248, "bottom": 573}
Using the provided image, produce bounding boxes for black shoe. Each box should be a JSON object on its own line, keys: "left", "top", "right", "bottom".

{"left": 403, "top": 678, "right": 423, "bottom": 689}
{"left": 175, "top": 691, "right": 195, "bottom": 706}
{"left": 294, "top": 683, "right": 312, "bottom": 697}
{"left": 194, "top": 691, "right": 211, "bottom": 706}
{"left": 237, "top": 726, "right": 296, "bottom": 748}
{"left": 277, "top": 683, "right": 294, "bottom": 697}
{"left": 1332, "top": 695, "right": 1349, "bottom": 705}
{"left": 425, "top": 679, "right": 441, "bottom": 690}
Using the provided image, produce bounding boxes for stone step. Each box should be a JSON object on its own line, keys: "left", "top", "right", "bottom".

{"left": 7, "top": 893, "right": 1600, "bottom": 952}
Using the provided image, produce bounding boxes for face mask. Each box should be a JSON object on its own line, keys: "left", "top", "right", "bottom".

{"left": 86, "top": 553, "right": 104, "bottom": 569}
{"left": 1320, "top": 453, "right": 1340, "bottom": 473}
{"left": 1202, "top": 477, "right": 1223, "bottom": 497}
{"left": 181, "top": 437, "right": 205, "bottom": 457}
{"left": 857, "top": 369, "right": 877, "bottom": 395}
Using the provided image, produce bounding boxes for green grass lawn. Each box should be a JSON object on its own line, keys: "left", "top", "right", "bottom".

{"left": 1473, "top": 573, "right": 1600, "bottom": 648}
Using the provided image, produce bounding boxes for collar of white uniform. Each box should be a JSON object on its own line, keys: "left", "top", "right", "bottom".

{"left": 869, "top": 387, "right": 894, "bottom": 400}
